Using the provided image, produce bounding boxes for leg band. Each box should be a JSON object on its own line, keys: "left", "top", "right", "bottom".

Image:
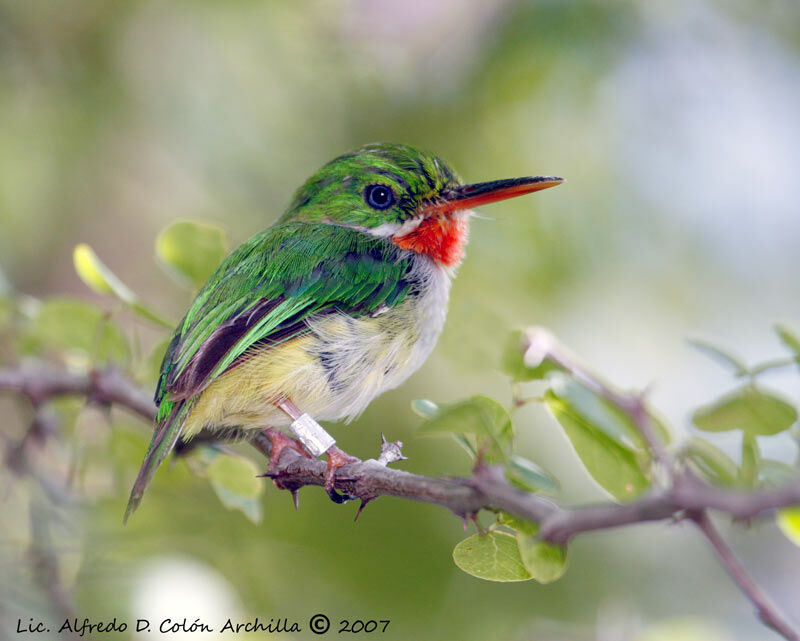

{"left": 289, "top": 413, "right": 336, "bottom": 458}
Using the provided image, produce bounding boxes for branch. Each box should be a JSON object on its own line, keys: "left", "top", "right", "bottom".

{"left": 2, "top": 364, "right": 798, "bottom": 532}
{"left": 0, "top": 365, "right": 156, "bottom": 421}
{"left": 2, "top": 363, "right": 800, "bottom": 640}
{"left": 693, "top": 512, "right": 800, "bottom": 641}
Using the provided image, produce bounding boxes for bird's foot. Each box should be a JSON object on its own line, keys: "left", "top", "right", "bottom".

{"left": 261, "top": 428, "right": 313, "bottom": 496}
{"left": 324, "top": 446, "right": 360, "bottom": 504}
{"left": 263, "top": 427, "right": 312, "bottom": 462}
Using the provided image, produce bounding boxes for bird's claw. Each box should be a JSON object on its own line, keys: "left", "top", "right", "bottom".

{"left": 261, "top": 433, "right": 403, "bottom": 510}
{"left": 324, "top": 446, "right": 359, "bottom": 503}
{"left": 263, "top": 428, "right": 312, "bottom": 465}
{"left": 259, "top": 428, "right": 312, "bottom": 492}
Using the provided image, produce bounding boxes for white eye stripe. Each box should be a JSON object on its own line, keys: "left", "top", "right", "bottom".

{"left": 366, "top": 216, "right": 424, "bottom": 239}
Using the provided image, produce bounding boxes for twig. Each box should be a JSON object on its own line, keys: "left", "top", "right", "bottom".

{"left": 520, "top": 327, "right": 671, "bottom": 472}
{"left": 0, "top": 365, "right": 156, "bottom": 421}
{"left": 692, "top": 511, "right": 799, "bottom": 641}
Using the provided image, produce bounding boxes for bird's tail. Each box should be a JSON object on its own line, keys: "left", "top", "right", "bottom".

{"left": 124, "top": 399, "right": 193, "bottom": 524}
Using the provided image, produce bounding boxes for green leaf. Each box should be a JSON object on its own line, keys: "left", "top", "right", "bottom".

{"left": 749, "top": 358, "right": 797, "bottom": 377}
{"left": 411, "top": 398, "right": 439, "bottom": 419}
{"left": 776, "top": 507, "right": 800, "bottom": 547}
{"left": 516, "top": 530, "right": 567, "bottom": 584}
{"left": 494, "top": 514, "right": 567, "bottom": 583}
{"left": 24, "top": 298, "right": 129, "bottom": 366}
{"left": 550, "top": 377, "right": 645, "bottom": 449}
{"left": 501, "top": 329, "right": 558, "bottom": 382}
{"left": 505, "top": 455, "right": 559, "bottom": 493}
{"left": 418, "top": 395, "right": 513, "bottom": 461}
{"left": 156, "top": 220, "right": 229, "bottom": 289}
{"left": 545, "top": 389, "right": 650, "bottom": 500}
{"left": 649, "top": 411, "right": 673, "bottom": 447}
{"left": 550, "top": 372, "right": 674, "bottom": 448}
{"left": 74, "top": 243, "right": 137, "bottom": 302}
{"left": 776, "top": 324, "right": 800, "bottom": 358}
{"left": 453, "top": 434, "right": 478, "bottom": 459}
{"left": 758, "top": 459, "right": 798, "bottom": 487}
{"left": 497, "top": 512, "right": 567, "bottom": 583}
{"left": 739, "top": 434, "right": 759, "bottom": 487}
{"left": 452, "top": 532, "right": 531, "bottom": 582}
{"left": 496, "top": 511, "right": 536, "bottom": 533}
{"left": 692, "top": 386, "right": 797, "bottom": 436}
{"left": 687, "top": 338, "right": 749, "bottom": 376}
{"left": 73, "top": 244, "right": 173, "bottom": 328}
{"left": 683, "top": 436, "right": 739, "bottom": 486}
{"left": 207, "top": 454, "right": 264, "bottom": 524}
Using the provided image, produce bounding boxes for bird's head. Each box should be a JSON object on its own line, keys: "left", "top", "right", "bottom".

{"left": 282, "top": 143, "right": 562, "bottom": 268}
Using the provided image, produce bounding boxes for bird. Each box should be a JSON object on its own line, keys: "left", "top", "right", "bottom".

{"left": 125, "top": 142, "right": 562, "bottom": 521}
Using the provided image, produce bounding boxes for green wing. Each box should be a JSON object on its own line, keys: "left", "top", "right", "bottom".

{"left": 159, "top": 221, "right": 413, "bottom": 401}
{"left": 125, "top": 221, "right": 413, "bottom": 522}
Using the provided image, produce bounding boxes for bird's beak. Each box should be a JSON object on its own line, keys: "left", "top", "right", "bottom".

{"left": 421, "top": 176, "right": 564, "bottom": 216}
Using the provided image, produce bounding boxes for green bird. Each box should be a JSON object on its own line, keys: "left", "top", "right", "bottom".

{"left": 125, "top": 143, "right": 561, "bottom": 521}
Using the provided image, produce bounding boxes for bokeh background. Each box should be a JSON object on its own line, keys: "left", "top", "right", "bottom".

{"left": 2, "top": 1, "right": 800, "bottom": 640}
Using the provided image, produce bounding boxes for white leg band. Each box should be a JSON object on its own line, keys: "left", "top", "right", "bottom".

{"left": 289, "top": 413, "right": 336, "bottom": 458}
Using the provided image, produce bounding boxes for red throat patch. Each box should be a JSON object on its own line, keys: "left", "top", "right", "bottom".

{"left": 392, "top": 215, "right": 469, "bottom": 267}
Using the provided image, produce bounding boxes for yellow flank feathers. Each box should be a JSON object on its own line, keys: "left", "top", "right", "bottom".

{"left": 184, "top": 335, "right": 319, "bottom": 436}
{"left": 181, "top": 260, "right": 450, "bottom": 437}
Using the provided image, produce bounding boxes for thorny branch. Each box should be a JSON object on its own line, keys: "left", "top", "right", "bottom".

{"left": 1, "top": 360, "right": 800, "bottom": 640}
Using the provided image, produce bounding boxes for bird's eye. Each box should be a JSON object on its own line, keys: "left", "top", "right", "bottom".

{"left": 364, "top": 184, "right": 395, "bottom": 210}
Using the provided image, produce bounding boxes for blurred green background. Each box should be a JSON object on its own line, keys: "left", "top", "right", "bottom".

{"left": 2, "top": 0, "right": 800, "bottom": 640}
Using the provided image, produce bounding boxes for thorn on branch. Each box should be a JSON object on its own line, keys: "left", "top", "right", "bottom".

{"left": 354, "top": 499, "right": 370, "bottom": 521}
{"left": 375, "top": 434, "right": 407, "bottom": 466}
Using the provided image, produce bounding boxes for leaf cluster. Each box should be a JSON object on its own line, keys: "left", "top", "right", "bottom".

{"left": 412, "top": 328, "right": 800, "bottom": 582}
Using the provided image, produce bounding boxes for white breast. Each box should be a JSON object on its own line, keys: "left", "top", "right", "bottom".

{"left": 304, "top": 254, "right": 452, "bottom": 423}
{"left": 402, "top": 256, "right": 452, "bottom": 379}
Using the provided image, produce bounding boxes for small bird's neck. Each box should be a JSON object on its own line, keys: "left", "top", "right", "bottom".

{"left": 392, "top": 214, "right": 470, "bottom": 268}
